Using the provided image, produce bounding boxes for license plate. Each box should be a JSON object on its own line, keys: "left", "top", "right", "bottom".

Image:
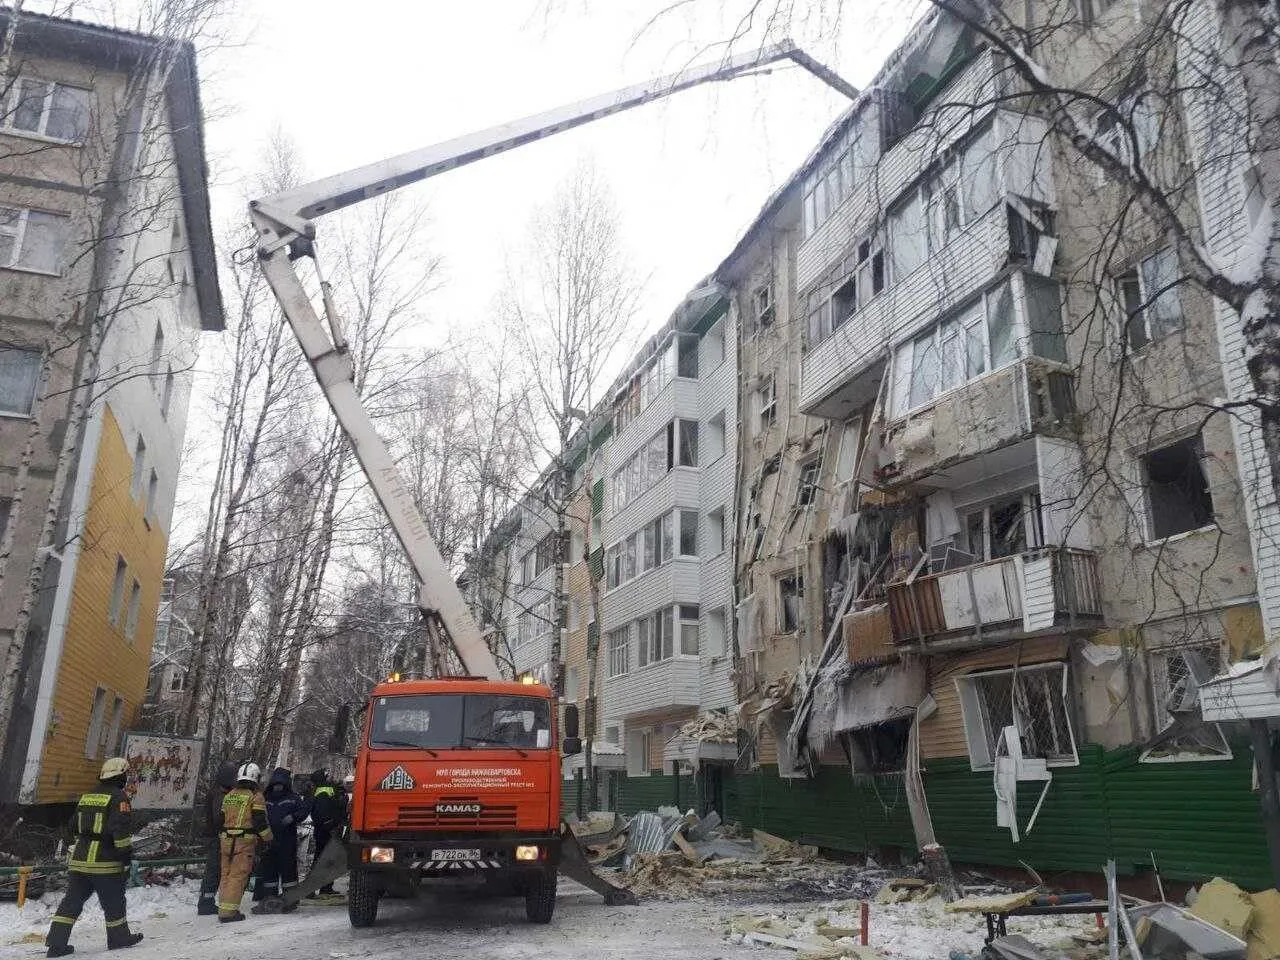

{"left": 431, "top": 848, "right": 481, "bottom": 861}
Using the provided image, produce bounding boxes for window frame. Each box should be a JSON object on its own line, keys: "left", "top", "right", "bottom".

{"left": 0, "top": 346, "right": 42, "bottom": 416}
{"left": 955, "top": 662, "right": 1079, "bottom": 771}
{"left": 84, "top": 687, "right": 108, "bottom": 760}
{"left": 1139, "top": 433, "right": 1215, "bottom": 542}
{"left": 607, "top": 625, "right": 630, "bottom": 677}
{"left": 109, "top": 556, "right": 128, "bottom": 626}
{"left": 796, "top": 459, "right": 821, "bottom": 507}
{"left": 1117, "top": 248, "right": 1184, "bottom": 353}
{"left": 756, "top": 376, "right": 777, "bottom": 433}
{"left": 0, "top": 205, "right": 69, "bottom": 276}
{"left": 777, "top": 574, "right": 805, "bottom": 633}
{"left": 2, "top": 76, "right": 91, "bottom": 144}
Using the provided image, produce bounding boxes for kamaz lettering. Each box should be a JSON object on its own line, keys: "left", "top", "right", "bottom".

{"left": 435, "top": 802, "right": 483, "bottom": 814}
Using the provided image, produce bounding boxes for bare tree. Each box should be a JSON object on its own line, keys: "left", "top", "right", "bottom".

{"left": 503, "top": 160, "right": 642, "bottom": 693}
{"left": 0, "top": 0, "right": 233, "bottom": 768}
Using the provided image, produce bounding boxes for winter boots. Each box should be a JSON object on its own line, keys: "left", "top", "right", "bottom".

{"left": 219, "top": 911, "right": 246, "bottom": 923}
{"left": 107, "top": 930, "right": 144, "bottom": 950}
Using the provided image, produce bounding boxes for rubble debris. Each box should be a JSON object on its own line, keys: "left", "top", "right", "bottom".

{"left": 875, "top": 878, "right": 933, "bottom": 905}
{"left": 985, "top": 935, "right": 1053, "bottom": 960}
{"left": 1128, "top": 901, "right": 1246, "bottom": 960}
{"left": 1190, "top": 879, "right": 1257, "bottom": 942}
{"left": 678, "top": 712, "right": 738, "bottom": 744}
{"left": 1246, "top": 888, "right": 1280, "bottom": 960}
{"left": 687, "top": 811, "right": 722, "bottom": 842}
{"left": 672, "top": 832, "right": 704, "bottom": 865}
{"left": 946, "top": 890, "right": 1038, "bottom": 914}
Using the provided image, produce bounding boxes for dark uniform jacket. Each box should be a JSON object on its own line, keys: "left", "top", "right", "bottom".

{"left": 68, "top": 787, "right": 134, "bottom": 875}
{"left": 309, "top": 784, "right": 347, "bottom": 831}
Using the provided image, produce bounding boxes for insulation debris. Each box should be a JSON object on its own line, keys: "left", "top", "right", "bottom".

{"left": 1190, "top": 878, "right": 1258, "bottom": 942}
{"left": 678, "top": 712, "right": 738, "bottom": 744}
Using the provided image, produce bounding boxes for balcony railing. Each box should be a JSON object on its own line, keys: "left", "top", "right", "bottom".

{"left": 885, "top": 547, "right": 1102, "bottom": 647}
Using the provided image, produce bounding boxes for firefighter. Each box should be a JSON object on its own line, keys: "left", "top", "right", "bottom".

{"left": 44, "top": 757, "right": 145, "bottom": 958}
{"left": 216, "top": 762, "right": 272, "bottom": 923}
{"left": 251, "top": 767, "right": 308, "bottom": 911}
{"left": 305, "top": 769, "right": 346, "bottom": 897}
{"left": 196, "top": 760, "right": 239, "bottom": 916}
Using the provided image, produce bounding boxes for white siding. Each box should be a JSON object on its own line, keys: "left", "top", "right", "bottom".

{"left": 602, "top": 558, "right": 701, "bottom": 627}
{"left": 796, "top": 50, "right": 1002, "bottom": 292}
{"left": 800, "top": 204, "right": 1008, "bottom": 412}
{"left": 602, "top": 656, "right": 700, "bottom": 721}
{"left": 1179, "top": 1, "right": 1280, "bottom": 637}
{"left": 697, "top": 308, "right": 737, "bottom": 710}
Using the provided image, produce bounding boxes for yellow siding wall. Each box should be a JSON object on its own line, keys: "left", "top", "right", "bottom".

{"left": 37, "top": 406, "right": 167, "bottom": 802}
{"left": 918, "top": 637, "right": 1069, "bottom": 761}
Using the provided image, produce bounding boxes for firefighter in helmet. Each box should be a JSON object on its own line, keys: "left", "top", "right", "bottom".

{"left": 44, "top": 757, "right": 145, "bottom": 957}
{"left": 215, "top": 762, "right": 272, "bottom": 922}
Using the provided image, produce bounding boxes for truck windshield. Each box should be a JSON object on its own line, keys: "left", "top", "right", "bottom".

{"left": 369, "top": 694, "right": 552, "bottom": 751}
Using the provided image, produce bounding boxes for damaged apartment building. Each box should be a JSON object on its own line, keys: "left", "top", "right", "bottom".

{"left": 713, "top": 2, "right": 1274, "bottom": 890}
{"left": 470, "top": 0, "right": 1280, "bottom": 890}
{"left": 476, "top": 282, "right": 739, "bottom": 814}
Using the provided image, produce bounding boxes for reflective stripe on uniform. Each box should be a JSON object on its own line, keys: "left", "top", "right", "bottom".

{"left": 68, "top": 861, "right": 126, "bottom": 875}
{"left": 105, "top": 918, "right": 128, "bottom": 928}
{"left": 50, "top": 916, "right": 76, "bottom": 926}
{"left": 314, "top": 786, "right": 335, "bottom": 798}
{"left": 77, "top": 794, "right": 113, "bottom": 807}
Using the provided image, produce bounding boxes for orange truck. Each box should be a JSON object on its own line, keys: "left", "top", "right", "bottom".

{"left": 248, "top": 33, "right": 851, "bottom": 930}
{"left": 269, "top": 676, "right": 631, "bottom": 925}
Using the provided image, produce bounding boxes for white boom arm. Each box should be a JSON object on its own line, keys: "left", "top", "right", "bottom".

{"left": 250, "top": 40, "right": 857, "bottom": 680}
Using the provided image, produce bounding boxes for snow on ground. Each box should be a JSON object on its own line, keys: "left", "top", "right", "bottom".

{"left": 0, "top": 879, "right": 1098, "bottom": 960}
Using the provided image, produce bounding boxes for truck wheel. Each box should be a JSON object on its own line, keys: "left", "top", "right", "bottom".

{"left": 524, "top": 870, "right": 556, "bottom": 924}
{"left": 347, "top": 870, "right": 379, "bottom": 928}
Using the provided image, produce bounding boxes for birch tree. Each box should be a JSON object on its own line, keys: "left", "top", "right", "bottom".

{"left": 502, "top": 160, "right": 641, "bottom": 693}
{"left": 0, "top": 0, "right": 231, "bottom": 771}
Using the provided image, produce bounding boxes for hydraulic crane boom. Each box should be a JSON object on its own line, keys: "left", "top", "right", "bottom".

{"left": 249, "top": 40, "right": 857, "bottom": 679}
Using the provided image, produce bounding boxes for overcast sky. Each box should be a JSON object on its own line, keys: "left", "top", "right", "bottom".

{"left": 194, "top": 0, "right": 922, "bottom": 347}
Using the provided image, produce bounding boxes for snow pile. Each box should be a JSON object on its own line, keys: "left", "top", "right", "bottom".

{"left": 724, "top": 896, "right": 1098, "bottom": 960}
{"left": 1, "top": 878, "right": 199, "bottom": 938}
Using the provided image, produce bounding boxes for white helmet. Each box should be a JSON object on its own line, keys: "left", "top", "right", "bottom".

{"left": 100, "top": 757, "right": 129, "bottom": 780}
{"left": 236, "top": 762, "right": 261, "bottom": 785}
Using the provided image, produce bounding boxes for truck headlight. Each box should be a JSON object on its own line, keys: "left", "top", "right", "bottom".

{"left": 369, "top": 846, "right": 394, "bottom": 863}
{"left": 515, "top": 845, "right": 539, "bottom": 861}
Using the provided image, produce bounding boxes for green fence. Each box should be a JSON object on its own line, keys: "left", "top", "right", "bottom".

{"left": 722, "top": 743, "right": 1271, "bottom": 889}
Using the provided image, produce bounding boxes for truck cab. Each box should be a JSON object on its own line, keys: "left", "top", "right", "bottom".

{"left": 344, "top": 676, "right": 573, "bottom": 925}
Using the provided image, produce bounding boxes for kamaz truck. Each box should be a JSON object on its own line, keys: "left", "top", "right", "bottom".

{"left": 247, "top": 35, "right": 854, "bottom": 928}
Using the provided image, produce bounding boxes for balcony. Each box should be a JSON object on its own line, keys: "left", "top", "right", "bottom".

{"left": 875, "top": 356, "right": 1077, "bottom": 488}
{"left": 885, "top": 547, "right": 1102, "bottom": 649}
{"left": 799, "top": 106, "right": 1055, "bottom": 421}
{"left": 603, "top": 656, "right": 701, "bottom": 720}
{"left": 800, "top": 204, "right": 1008, "bottom": 418}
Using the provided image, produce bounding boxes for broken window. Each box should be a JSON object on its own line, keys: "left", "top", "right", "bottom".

{"left": 1142, "top": 641, "right": 1232, "bottom": 762}
{"left": 756, "top": 377, "right": 777, "bottom": 433}
{"left": 834, "top": 417, "right": 863, "bottom": 486}
{"left": 752, "top": 282, "right": 775, "bottom": 328}
{"left": 848, "top": 717, "right": 912, "bottom": 773}
{"left": 1025, "top": 275, "right": 1067, "bottom": 363}
{"left": 796, "top": 460, "right": 821, "bottom": 507}
{"left": 777, "top": 574, "right": 805, "bottom": 633}
{"left": 677, "top": 334, "right": 699, "bottom": 379}
{"left": 0, "top": 347, "right": 41, "bottom": 415}
{"left": 831, "top": 276, "right": 857, "bottom": 330}
{"left": 957, "top": 662, "right": 1077, "bottom": 769}
{"left": 1142, "top": 435, "right": 1214, "bottom": 540}
{"left": 1119, "top": 248, "right": 1184, "bottom": 352}
{"left": 889, "top": 191, "right": 927, "bottom": 282}
{"left": 963, "top": 491, "right": 1042, "bottom": 561}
